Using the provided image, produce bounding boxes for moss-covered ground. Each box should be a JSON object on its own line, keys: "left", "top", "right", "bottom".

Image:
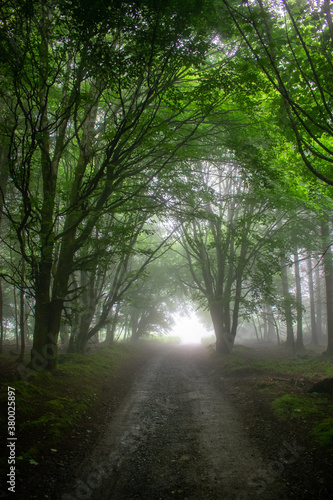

{"left": 0, "top": 342, "right": 142, "bottom": 480}
{"left": 1, "top": 340, "right": 333, "bottom": 497}
{"left": 212, "top": 343, "right": 333, "bottom": 452}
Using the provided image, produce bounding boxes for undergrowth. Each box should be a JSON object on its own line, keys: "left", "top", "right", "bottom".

{"left": 313, "top": 418, "right": 333, "bottom": 447}
{"left": 271, "top": 394, "right": 323, "bottom": 420}
{"left": 213, "top": 344, "right": 333, "bottom": 451}
{"left": 215, "top": 344, "right": 333, "bottom": 379}
{"left": 0, "top": 343, "right": 138, "bottom": 466}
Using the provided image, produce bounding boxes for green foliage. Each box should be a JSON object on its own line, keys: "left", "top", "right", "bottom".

{"left": 209, "top": 343, "right": 333, "bottom": 451}
{"left": 221, "top": 0, "right": 333, "bottom": 186}
{"left": 1, "top": 0, "right": 333, "bottom": 366}
{"left": 271, "top": 394, "right": 321, "bottom": 420}
{"left": 212, "top": 345, "right": 333, "bottom": 378}
{"left": 313, "top": 418, "right": 333, "bottom": 448}
{"left": 0, "top": 344, "right": 137, "bottom": 461}
{"left": 253, "top": 357, "right": 333, "bottom": 378}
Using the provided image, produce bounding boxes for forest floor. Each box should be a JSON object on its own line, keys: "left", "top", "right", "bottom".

{"left": 1, "top": 341, "right": 333, "bottom": 499}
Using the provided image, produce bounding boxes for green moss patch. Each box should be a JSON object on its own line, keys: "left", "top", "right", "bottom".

{"left": 313, "top": 418, "right": 333, "bottom": 448}
{"left": 272, "top": 394, "right": 323, "bottom": 420}
{"left": 209, "top": 344, "right": 333, "bottom": 454}
{"left": 253, "top": 357, "right": 333, "bottom": 378}
{"left": 0, "top": 343, "right": 139, "bottom": 466}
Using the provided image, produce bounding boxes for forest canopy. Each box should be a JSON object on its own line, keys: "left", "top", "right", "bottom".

{"left": 1, "top": 0, "right": 333, "bottom": 369}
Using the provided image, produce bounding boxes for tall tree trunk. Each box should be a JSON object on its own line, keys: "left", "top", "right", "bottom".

{"left": 280, "top": 258, "right": 294, "bottom": 350}
{"left": 0, "top": 281, "right": 3, "bottom": 354}
{"left": 76, "top": 270, "right": 97, "bottom": 354}
{"left": 105, "top": 303, "right": 121, "bottom": 346}
{"left": 274, "top": 314, "right": 280, "bottom": 345}
{"left": 320, "top": 216, "right": 333, "bottom": 356}
{"left": 30, "top": 7, "right": 59, "bottom": 370}
{"left": 18, "top": 286, "right": 26, "bottom": 362}
{"left": 18, "top": 256, "right": 27, "bottom": 363}
{"left": 130, "top": 310, "right": 151, "bottom": 342}
{"left": 265, "top": 305, "right": 276, "bottom": 342}
{"left": 294, "top": 249, "right": 305, "bottom": 354}
{"left": 210, "top": 303, "right": 234, "bottom": 354}
{"left": 67, "top": 314, "right": 78, "bottom": 354}
{"left": 130, "top": 309, "right": 140, "bottom": 341}
{"left": 307, "top": 255, "right": 319, "bottom": 347}
{"left": 263, "top": 312, "right": 268, "bottom": 341}
{"left": 31, "top": 294, "right": 62, "bottom": 370}
{"left": 31, "top": 82, "right": 100, "bottom": 368}
{"left": 17, "top": 232, "right": 27, "bottom": 361}
{"left": 252, "top": 317, "right": 261, "bottom": 342}
{"left": 59, "top": 323, "right": 69, "bottom": 347}
{"left": 0, "top": 134, "right": 9, "bottom": 355}
{"left": 314, "top": 256, "right": 324, "bottom": 341}
{"left": 13, "top": 285, "right": 19, "bottom": 349}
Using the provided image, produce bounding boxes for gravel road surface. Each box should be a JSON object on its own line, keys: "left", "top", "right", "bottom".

{"left": 62, "top": 345, "right": 290, "bottom": 500}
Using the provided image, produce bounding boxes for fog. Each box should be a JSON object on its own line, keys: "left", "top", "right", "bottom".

{"left": 171, "top": 312, "right": 211, "bottom": 344}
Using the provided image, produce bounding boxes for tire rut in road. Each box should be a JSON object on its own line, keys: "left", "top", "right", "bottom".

{"left": 61, "top": 345, "right": 288, "bottom": 500}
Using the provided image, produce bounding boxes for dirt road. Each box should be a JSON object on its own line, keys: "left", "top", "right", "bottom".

{"left": 61, "top": 345, "right": 294, "bottom": 500}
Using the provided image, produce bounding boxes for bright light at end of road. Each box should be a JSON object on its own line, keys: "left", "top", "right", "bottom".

{"left": 171, "top": 313, "right": 209, "bottom": 344}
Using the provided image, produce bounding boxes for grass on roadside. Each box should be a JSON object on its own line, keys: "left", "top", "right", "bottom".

{"left": 212, "top": 344, "right": 333, "bottom": 451}
{"left": 0, "top": 343, "right": 138, "bottom": 466}
{"left": 214, "top": 345, "right": 333, "bottom": 379}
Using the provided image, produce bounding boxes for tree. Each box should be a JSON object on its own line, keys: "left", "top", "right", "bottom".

{"left": 293, "top": 248, "right": 305, "bottom": 353}
{"left": 71, "top": 217, "right": 178, "bottom": 351}
{"left": 2, "top": 0, "right": 332, "bottom": 366}
{"left": 220, "top": 0, "right": 333, "bottom": 186}
{"left": 314, "top": 254, "right": 325, "bottom": 340}
{"left": 0, "top": 0, "right": 230, "bottom": 369}
{"left": 307, "top": 254, "right": 319, "bottom": 347}
{"left": 320, "top": 214, "right": 333, "bottom": 356}
{"left": 174, "top": 162, "right": 286, "bottom": 353}
{"left": 280, "top": 257, "right": 295, "bottom": 349}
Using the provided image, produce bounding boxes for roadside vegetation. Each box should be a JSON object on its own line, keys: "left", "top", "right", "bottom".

{"left": 1, "top": 338, "right": 333, "bottom": 495}
{"left": 3, "top": 339, "right": 331, "bottom": 468}
{"left": 0, "top": 342, "right": 147, "bottom": 477}
{"left": 212, "top": 344, "right": 333, "bottom": 451}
